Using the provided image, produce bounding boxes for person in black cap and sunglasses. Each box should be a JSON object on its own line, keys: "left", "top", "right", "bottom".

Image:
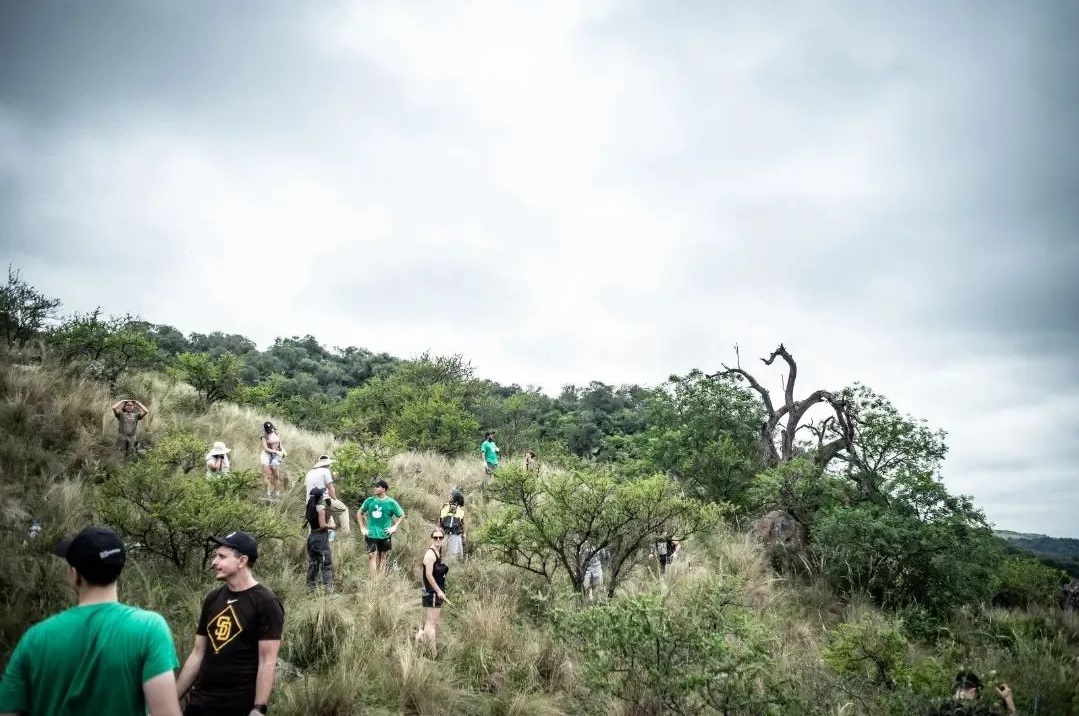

{"left": 175, "top": 532, "right": 284, "bottom": 716}
{"left": 935, "top": 671, "right": 1017, "bottom": 715}
{"left": 0, "top": 526, "right": 182, "bottom": 716}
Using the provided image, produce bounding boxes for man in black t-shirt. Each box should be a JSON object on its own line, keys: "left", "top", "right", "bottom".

{"left": 176, "top": 532, "right": 284, "bottom": 716}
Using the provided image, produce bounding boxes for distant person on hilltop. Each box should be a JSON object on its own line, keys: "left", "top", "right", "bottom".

{"left": 480, "top": 431, "right": 500, "bottom": 490}
{"left": 934, "top": 671, "right": 1017, "bottom": 715}
{"left": 304, "top": 455, "right": 349, "bottom": 534}
{"left": 357, "top": 478, "right": 405, "bottom": 576}
{"left": 524, "top": 449, "right": 538, "bottom": 473}
{"left": 259, "top": 421, "right": 286, "bottom": 499}
{"left": 112, "top": 398, "right": 149, "bottom": 458}
{"left": 0, "top": 526, "right": 182, "bottom": 716}
{"left": 205, "top": 441, "right": 231, "bottom": 477}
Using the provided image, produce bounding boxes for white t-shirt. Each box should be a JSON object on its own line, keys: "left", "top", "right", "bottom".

{"left": 305, "top": 467, "right": 334, "bottom": 498}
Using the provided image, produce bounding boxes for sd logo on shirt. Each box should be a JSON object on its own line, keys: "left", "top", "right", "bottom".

{"left": 207, "top": 604, "right": 244, "bottom": 653}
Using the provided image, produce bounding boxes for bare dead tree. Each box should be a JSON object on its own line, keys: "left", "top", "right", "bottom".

{"left": 709, "top": 343, "right": 879, "bottom": 499}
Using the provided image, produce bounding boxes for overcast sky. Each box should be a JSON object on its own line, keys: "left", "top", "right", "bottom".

{"left": 1, "top": 1, "right": 1076, "bottom": 536}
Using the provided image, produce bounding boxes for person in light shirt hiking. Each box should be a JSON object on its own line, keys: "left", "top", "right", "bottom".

{"left": 304, "top": 455, "right": 349, "bottom": 534}
{"left": 205, "top": 441, "right": 231, "bottom": 477}
{"left": 112, "top": 398, "right": 149, "bottom": 458}
{"left": 357, "top": 478, "right": 405, "bottom": 576}
{"left": 259, "top": 421, "right": 285, "bottom": 499}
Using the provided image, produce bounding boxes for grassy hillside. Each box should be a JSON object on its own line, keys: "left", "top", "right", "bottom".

{"left": 2, "top": 353, "right": 1078, "bottom": 715}
{"left": 995, "top": 531, "right": 1079, "bottom": 581}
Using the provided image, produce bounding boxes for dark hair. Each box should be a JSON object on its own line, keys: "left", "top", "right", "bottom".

{"left": 955, "top": 671, "right": 982, "bottom": 691}
{"left": 263, "top": 421, "right": 276, "bottom": 432}
{"left": 484, "top": 431, "right": 494, "bottom": 440}
{"left": 372, "top": 478, "right": 389, "bottom": 490}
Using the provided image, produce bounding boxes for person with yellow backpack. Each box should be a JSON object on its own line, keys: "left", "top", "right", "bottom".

{"left": 438, "top": 488, "right": 467, "bottom": 560}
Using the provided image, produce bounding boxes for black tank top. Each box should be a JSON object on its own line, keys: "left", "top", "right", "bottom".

{"left": 422, "top": 547, "right": 449, "bottom": 591}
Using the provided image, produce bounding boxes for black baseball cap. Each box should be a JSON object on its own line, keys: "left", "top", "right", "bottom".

{"left": 52, "top": 526, "right": 127, "bottom": 585}
{"left": 210, "top": 531, "right": 259, "bottom": 564}
{"left": 955, "top": 671, "right": 982, "bottom": 690}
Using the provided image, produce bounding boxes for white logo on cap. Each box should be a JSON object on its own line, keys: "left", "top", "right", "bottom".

{"left": 226, "top": 532, "right": 237, "bottom": 538}
{"left": 99, "top": 548, "right": 123, "bottom": 559}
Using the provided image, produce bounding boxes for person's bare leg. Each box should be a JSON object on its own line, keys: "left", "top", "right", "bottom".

{"left": 378, "top": 551, "right": 391, "bottom": 572}
{"left": 367, "top": 549, "right": 378, "bottom": 577}
{"left": 261, "top": 464, "right": 273, "bottom": 496}
{"left": 416, "top": 608, "right": 441, "bottom": 657}
{"left": 270, "top": 465, "right": 282, "bottom": 496}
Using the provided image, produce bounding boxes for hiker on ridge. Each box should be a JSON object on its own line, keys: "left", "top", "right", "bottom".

{"left": 0, "top": 526, "right": 182, "bottom": 716}
{"left": 357, "top": 478, "right": 405, "bottom": 576}
{"left": 259, "top": 421, "right": 285, "bottom": 499}
{"left": 305, "top": 487, "right": 335, "bottom": 590}
{"left": 112, "top": 398, "right": 149, "bottom": 458}
{"left": 415, "top": 528, "right": 450, "bottom": 657}
{"left": 438, "top": 488, "right": 467, "bottom": 560}
{"left": 304, "top": 455, "right": 350, "bottom": 534}
{"left": 480, "top": 431, "right": 500, "bottom": 489}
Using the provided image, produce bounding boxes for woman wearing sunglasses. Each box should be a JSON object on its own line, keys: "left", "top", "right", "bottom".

{"left": 416, "top": 530, "right": 450, "bottom": 656}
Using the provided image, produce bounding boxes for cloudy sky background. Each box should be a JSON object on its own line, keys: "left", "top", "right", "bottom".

{"left": 1, "top": 1, "right": 1076, "bottom": 535}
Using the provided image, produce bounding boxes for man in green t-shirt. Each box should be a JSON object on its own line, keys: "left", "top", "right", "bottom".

{"left": 0, "top": 526, "right": 181, "bottom": 716}
{"left": 480, "top": 431, "right": 500, "bottom": 490}
{"left": 357, "top": 478, "right": 405, "bottom": 576}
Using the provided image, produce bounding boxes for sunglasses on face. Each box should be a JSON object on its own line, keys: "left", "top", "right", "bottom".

{"left": 432, "top": 535, "right": 445, "bottom": 540}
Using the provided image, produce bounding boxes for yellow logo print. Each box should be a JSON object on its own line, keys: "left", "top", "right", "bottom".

{"left": 207, "top": 604, "right": 244, "bottom": 653}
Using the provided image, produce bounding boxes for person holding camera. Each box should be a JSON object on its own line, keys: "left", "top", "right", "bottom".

{"left": 935, "top": 671, "right": 1017, "bottom": 715}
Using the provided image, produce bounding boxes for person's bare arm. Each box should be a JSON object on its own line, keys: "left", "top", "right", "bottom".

{"left": 326, "top": 481, "right": 337, "bottom": 499}
{"left": 423, "top": 549, "right": 448, "bottom": 602}
{"left": 461, "top": 515, "right": 467, "bottom": 542}
{"left": 134, "top": 400, "right": 149, "bottom": 418}
{"left": 143, "top": 670, "right": 182, "bottom": 716}
{"left": 175, "top": 635, "right": 207, "bottom": 697}
{"left": 253, "top": 639, "right": 281, "bottom": 709}
{"left": 357, "top": 509, "right": 368, "bottom": 535}
{"left": 112, "top": 399, "right": 126, "bottom": 415}
{"left": 388, "top": 509, "right": 405, "bottom": 535}
{"left": 318, "top": 507, "right": 329, "bottom": 530}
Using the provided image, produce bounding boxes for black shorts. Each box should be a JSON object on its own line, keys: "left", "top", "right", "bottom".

{"left": 365, "top": 536, "right": 392, "bottom": 553}
{"left": 422, "top": 589, "right": 445, "bottom": 608}
{"left": 184, "top": 704, "right": 253, "bottom": 716}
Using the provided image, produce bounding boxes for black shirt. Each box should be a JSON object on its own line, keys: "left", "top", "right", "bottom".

{"left": 422, "top": 547, "right": 449, "bottom": 592}
{"left": 190, "top": 583, "right": 285, "bottom": 708}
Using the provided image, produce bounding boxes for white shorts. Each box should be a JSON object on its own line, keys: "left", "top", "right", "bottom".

{"left": 260, "top": 452, "right": 282, "bottom": 467}
{"left": 583, "top": 565, "right": 603, "bottom": 588}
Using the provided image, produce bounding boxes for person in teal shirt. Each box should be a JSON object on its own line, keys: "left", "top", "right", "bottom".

{"left": 357, "top": 478, "right": 405, "bottom": 576}
{"left": 480, "top": 431, "right": 500, "bottom": 490}
{"left": 0, "top": 526, "right": 181, "bottom": 716}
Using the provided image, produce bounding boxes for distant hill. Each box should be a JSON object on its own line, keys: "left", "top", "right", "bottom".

{"left": 995, "top": 530, "right": 1079, "bottom": 580}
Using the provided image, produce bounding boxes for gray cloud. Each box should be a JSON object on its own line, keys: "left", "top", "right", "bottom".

{"left": 1, "top": 0, "right": 1076, "bottom": 535}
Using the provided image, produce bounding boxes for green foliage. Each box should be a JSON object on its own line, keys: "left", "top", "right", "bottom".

{"left": 812, "top": 487, "right": 1000, "bottom": 615}
{"left": 49, "top": 309, "right": 157, "bottom": 386}
{"left": 336, "top": 354, "right": 480, "bottom": 455}
{"left": 329, "top": 441, "right": 390, "bottom": 506}
{"left": 483, "top": 465, "right": 724, "bottom": 594}
{"left": 95, "top": 430, "right": 289, "bottom": 571}
{"left": 991, "top": 552, "right": 1066, "bottom": 609}
{"left": 823, "top": 614, "right": 913, "bottom": 688}
{"left": 0, "top": 266, "right": 62, "bottom": 347}
{"left": 640, "top": 371, "right": 764, "bottom": 505}
{"left": 745, "top": 457, "right": 853, "bottom": 526}
{"left": 172, "top": 351, "right": 244, "bottom": 406}
{"left": 558, "top": 575, "right": 791, "bottom": 715}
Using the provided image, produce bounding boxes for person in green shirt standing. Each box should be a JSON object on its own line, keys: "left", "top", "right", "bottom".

{"left": 480, "top": 431, "right": 500, "bottom": 491}
{"left": 0, "top": 526, "right": 181, "bottom": 716}
{"left": 357, "top": 478, "right": 405, "bottom": 576}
